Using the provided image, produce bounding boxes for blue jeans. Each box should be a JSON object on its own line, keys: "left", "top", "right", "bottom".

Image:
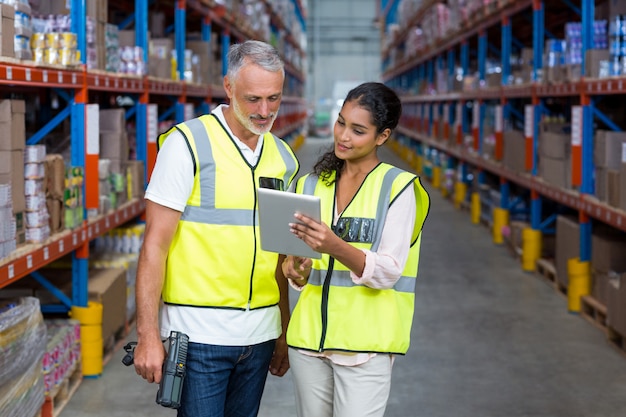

{"left": 178, "top": 339, "right": 276, "bottom": 417}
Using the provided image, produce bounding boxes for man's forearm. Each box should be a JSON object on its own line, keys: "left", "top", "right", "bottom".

{"left": 136, "top": 244, "right": 167, "bottom": 341}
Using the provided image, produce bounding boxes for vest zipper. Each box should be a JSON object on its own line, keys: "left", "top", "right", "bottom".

{"left": 318, "top": 258, "right": 334, "bottom": 351}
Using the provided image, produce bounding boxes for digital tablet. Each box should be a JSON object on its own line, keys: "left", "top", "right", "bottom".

{"left": 257, "top": 187, "right": 322, "bottom": 259}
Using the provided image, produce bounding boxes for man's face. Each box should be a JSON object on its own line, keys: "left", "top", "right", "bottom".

{"left": 225, "top": 62, "right": 284, "bottom": 136}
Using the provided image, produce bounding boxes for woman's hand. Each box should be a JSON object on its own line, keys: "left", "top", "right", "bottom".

{"left": 290, "top": 213, "right": 341, "bottom": 255}
{"left": 282, "top": 255, "right": 312, "bottom": 286}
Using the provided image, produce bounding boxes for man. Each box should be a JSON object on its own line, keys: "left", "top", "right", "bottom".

{"left": 133, "top": 40, "right": 300, "bottom": 417}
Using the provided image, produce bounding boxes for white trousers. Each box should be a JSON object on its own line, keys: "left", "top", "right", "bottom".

{"left": 288, "top": 348, "right": 393, "bottom": 417}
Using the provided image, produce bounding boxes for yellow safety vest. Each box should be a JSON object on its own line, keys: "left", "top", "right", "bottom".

{"left": 287, "top": 163, "right": 430, "bottom": 354}
{"left": 158, "top": 114, "right": 299, "bottom": 309}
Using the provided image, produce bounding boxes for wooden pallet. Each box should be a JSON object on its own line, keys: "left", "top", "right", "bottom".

{"left": 580, "top": 295, "right": 608, "bottom": 333}
{"left": 607, "top": 326, "right": 626, "bottom": 358}
{"left": 41, "top": 360, "right": 82, "bottom": 417}
{"left": 535, "top": 258, "right": 567, "bottom": 297}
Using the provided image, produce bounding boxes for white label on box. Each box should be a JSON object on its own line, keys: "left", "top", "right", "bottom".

{"left": 148, "top": 104, "right": 158, "bottom": 143}
{"left": 86, "top": 104, "right": 100, "bottom": 155}
{"left": 524, "top": 105, "right": 534, "bottom": 138}
{"left": 472, "top": 101, "right": 480, "bottom": 129}
{"left": 184, "top": 104, "right": 194, "bottom": 121}
{"left": 622, "top": 143, "right": 626, "bottom": 163}
{"left": 571, "top": 106, "right": 582, "bottom": 147}
{"left": 495, "top": 105, "right": 503, "bottom": 133}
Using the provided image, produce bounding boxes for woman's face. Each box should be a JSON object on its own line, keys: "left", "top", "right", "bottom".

{"left": 333, "top": 100, "right": 389, "bottom": 163}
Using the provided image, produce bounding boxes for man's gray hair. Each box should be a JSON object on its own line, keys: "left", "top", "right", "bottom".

{"left": 227, "top": 40, "right": 285, "bottom": 80}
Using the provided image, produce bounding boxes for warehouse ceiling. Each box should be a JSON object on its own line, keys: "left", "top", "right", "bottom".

{"left": 307, "top": 0, "right": 381, "bottom": 56}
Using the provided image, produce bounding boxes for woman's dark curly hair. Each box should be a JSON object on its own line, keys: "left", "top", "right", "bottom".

{"left": 313, "top": 82, "right": 402, "bottom": 185}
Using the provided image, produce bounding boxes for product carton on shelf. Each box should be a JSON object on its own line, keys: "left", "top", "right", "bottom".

{"left": 0, "top": 3, "right": 14, "bottom": 58}
{"left": 594, "top": 130, "right": 626, "bottom": 170}
{"left": 538, "top": 121, "right": 572, "bottom": 189}
{"left": 607, "top": 170, "right": 621, "bottom": 208}
{"left": 585, "top": 49, "right": 610, "bottom": 79}
{"left": 620, "top": 161, "right": 626, "bottom": 211}
{"left": 592, "top": 227, "right": 626, "bottom": 275}
{"left": 555, "top": 215, "right": 580, "bottom": 287}
{"left": 0, "top": 149, "right": 25, "bottom": 214}
{"left": 607, "top": 273, "right": 626, "bottom": 337}
{"left": 502, "top": 130, "right": 527, "bottom": 174}
{"left": 0, "top": 99, "right": 25, "bottom": 150}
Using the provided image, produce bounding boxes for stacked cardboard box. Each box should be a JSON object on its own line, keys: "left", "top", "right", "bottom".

{"left": 99, "top": 109, "right": 130, "bottom": 211}
{"left": 23, "top": 145, "right": 50, "bottom": 243}
{"left": 0, "top": 4, "right": 14, "bottom": 58}
{"left": 591, "top": 227, "right": 626, "bottom": 306}
{"left": 538, "top": 120, "right": 571, "bottom": 189}
{"left": 45, "top": 154, "right": 66, "bottom": 234}
{"left": 555, "top": 215, "right": 580, "bottom": 287}
{"left": 0, "top": 184, "right": 16, "bottom": 258}
{"left": 594, "top": 130, "right": 626, "bottom": 205}
{"left": 502, "top": 130, "right": 527, "bottom": 174}
{"left": 0, "top": 99, "right": 26, "bottom": 245}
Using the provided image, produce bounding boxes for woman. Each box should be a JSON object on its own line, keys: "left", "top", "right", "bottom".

{"left": 282, "top": 82, "right": 430, "bottom": 417}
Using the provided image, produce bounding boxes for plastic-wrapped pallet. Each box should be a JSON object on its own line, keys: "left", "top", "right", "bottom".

{"left": 0, "top": 297, "right": 47, "bottom": 417}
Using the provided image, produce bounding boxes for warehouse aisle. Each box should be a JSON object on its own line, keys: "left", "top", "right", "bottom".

{"left": 62, "top": 136, "right": 626, "bottom": 417}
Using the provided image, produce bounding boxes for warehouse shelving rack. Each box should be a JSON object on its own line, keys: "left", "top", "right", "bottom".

{"left": 380, "top": 0, "right": 626, "bottom": 270}
{"left": 0, "top": 0, "right": 308, "bottom": 316}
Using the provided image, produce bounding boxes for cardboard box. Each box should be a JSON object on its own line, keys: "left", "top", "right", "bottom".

{"left": 592, "top": 270, "right": 610, "bottom": 306}
{"left": 620, "top": 162, "right": 626, "bottom": 211}
{"left": 126, "top": 160, "right": 145, "bottom": 200}
{"left": 503, "top": 130, "right": 527, "bottom": 173}
{"left": 539, "top": 156, "right": 571, "bottom": 189}
{"left": 539, "top": 131, "right": 570, "bottom": 159}
{"left": 566, "top": 64, "right": 581, "bottom": 83}
{"left": 46, "top": 197, "right": 64, "bottom": 234}
{"left": 592, "top": 228, "right": 626, "bottom": 273}
{"left": 99, "top": 109, "right": 126, "bottom": 133}
{"left": 88, "top": 267, "right": 127, "bottom": 345}
{"left": 608, "top": 0, "right": 626, "bottom": 17}
{"left": 100, "top": 132, "right": 129, "bottom": 160}
{"left": 585, "top": 49, "right": 610, "bottom": 78}
{"left": 0, "top": 150, "right": 25, "bottom": 213}
{"left": 595, "top": 166, "right": 609, "bottom": 202}
{"left": 187, "top": 40, "right": 211, "bottom": 85}
{"left": 0, "top": 4, "right": 14, "bottom": 58}
{"left": 148, "top": 56, "right": 171, "bottom": 80}
{"left": 608, "top": 169, "right": 620, "bottom": 208}
{"left": 555, "top": 215, "right": 580, "bottom": 287}
{"left": 607, "top": 273, "right": 626, "bottom": 336}
{"left": 45, "top": 154, "right": 65, "bottom": 199}
{"left": 0, "top": 99, "right": 25, "bottom": 150}
{"left": 594, "top": 130, "right": 626, "bottom": 169}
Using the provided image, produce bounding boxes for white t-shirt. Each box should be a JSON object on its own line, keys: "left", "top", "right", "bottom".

{"left": 145, "top": 105, "right": 281, "bottom": 345}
